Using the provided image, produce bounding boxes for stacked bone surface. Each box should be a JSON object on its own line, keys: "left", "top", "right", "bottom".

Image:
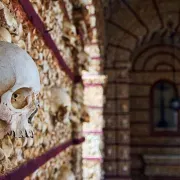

{"left": 0, "top": 1, "right": 74, "bottom": 177}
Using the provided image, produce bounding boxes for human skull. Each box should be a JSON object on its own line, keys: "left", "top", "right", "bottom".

{"left": 62, "top": 21, "right": 77, "bottom": 46}
{"left": 48, "top": 87, "right": 71, "bottom": 123}
{"left": 0, "top": 41, "right": 40, "bottom": 138}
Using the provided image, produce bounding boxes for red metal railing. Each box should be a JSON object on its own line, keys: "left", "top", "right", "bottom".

{"left": 0, "top": 137, "right": 85, "bottom": 180}
{"left": 18, "top": 0, "right": 79, "bottom": 82}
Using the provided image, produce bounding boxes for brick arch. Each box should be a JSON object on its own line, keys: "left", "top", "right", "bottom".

{"left": 143, "top": 52, "right": 180, "bottom": 71}
{"left": 133, "top": 51, "right": 180, "bottom": 71}
{"left": 155, "top": 62, "right": 175, "bottom": 71}
{"left": 131, "top": 44, "right": 180, "bottom": 71}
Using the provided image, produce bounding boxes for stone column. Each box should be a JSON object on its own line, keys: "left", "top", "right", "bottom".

{"left": 82, "top": 72, "right": 107, "bottom": 180}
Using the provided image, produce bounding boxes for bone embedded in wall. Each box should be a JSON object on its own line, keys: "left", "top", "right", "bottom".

{"left": 1, "top": 136, "right": 13, "bottom": 158}
{"left": 0, "top": 148, "right": 5, "bottom": 161}
{"left": 62, "top": 21, "right": 78, "bottom": 47}
{"left": 0, "top": 2, "right": 17, "bottom": 28}
{"left": 58, "top": 165, "right": 75, "bottom": 180}
{"left": 0, "top": 27, "right": 11, "bottom": 42}
{"left": 45, "top": 87, "right": 72, "bottom": 124}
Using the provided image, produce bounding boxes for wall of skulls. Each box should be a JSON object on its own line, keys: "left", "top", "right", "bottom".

{"left": 0, "top": 0, "right": 106, "bottom": 179}
{"left": 0, "top": 0, "right": 78, "bottom": 179}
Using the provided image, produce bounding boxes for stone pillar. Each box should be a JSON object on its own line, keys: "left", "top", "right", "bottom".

{"left": 82, "top": 72, "right": 107, "bottom": 180}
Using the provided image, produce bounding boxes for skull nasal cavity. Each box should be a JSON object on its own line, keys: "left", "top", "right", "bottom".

{"left": 11, "top": 88, "right": 31, "bottom": 109}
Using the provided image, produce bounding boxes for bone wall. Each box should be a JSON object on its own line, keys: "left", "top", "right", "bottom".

{"left": 0, "top": 0, "right": 106, "bottom": 179}
{"left": 82, "top": 73, "right": 107, "bottom": 180}
{"left": 0, "top": 0, "right": 82, "bottom": 179}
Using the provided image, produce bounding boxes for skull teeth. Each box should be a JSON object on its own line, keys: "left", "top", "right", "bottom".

{"left": 30, "top": 131, "right": 34, "bottom": 138}
{"left": 25, "top": 130, "right": 28, "bottom": 137}
{"left": 9, "top": 130, "right": 34, "bottom": 138}
{"left": 10, "top": 131, "right": 15, "bottom": 137}
{"left": 25, "top": 130, "right": 33, "bottom": 138}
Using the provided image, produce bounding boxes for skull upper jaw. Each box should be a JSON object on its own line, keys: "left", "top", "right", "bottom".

{"left": 10, "top": 113, "right": 34, "bottom": 138}
{"left": 0, "top": 103, "right": 35, "bottom": 138}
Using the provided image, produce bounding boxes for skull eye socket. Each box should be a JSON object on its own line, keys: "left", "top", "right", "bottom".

{"left": 13, "top": 94, "right": 18, "bottom": 99}
{"left": 11, "top": 88, "right": 32, "bottom": 109}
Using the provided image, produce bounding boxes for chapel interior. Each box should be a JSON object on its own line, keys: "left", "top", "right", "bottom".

{"left": 0, "top": 0, "right": 180, "bottom": 180}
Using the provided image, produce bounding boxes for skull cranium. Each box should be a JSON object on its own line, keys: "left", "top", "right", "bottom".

{"left": 0, "top": 41, "right": 40, "bottom": 138}
{"left": 48, "top": 87, "right": 71, "bottom": 123}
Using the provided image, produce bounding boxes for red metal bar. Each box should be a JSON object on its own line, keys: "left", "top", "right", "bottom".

{"left": 0, "top": 137, "right": 85, "bottom": 180}
{"left": 18, "top": 0, "right": 77, "bottom": 82}
{"left": 91, "top": 57, "right": 102, "bottom": 60}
